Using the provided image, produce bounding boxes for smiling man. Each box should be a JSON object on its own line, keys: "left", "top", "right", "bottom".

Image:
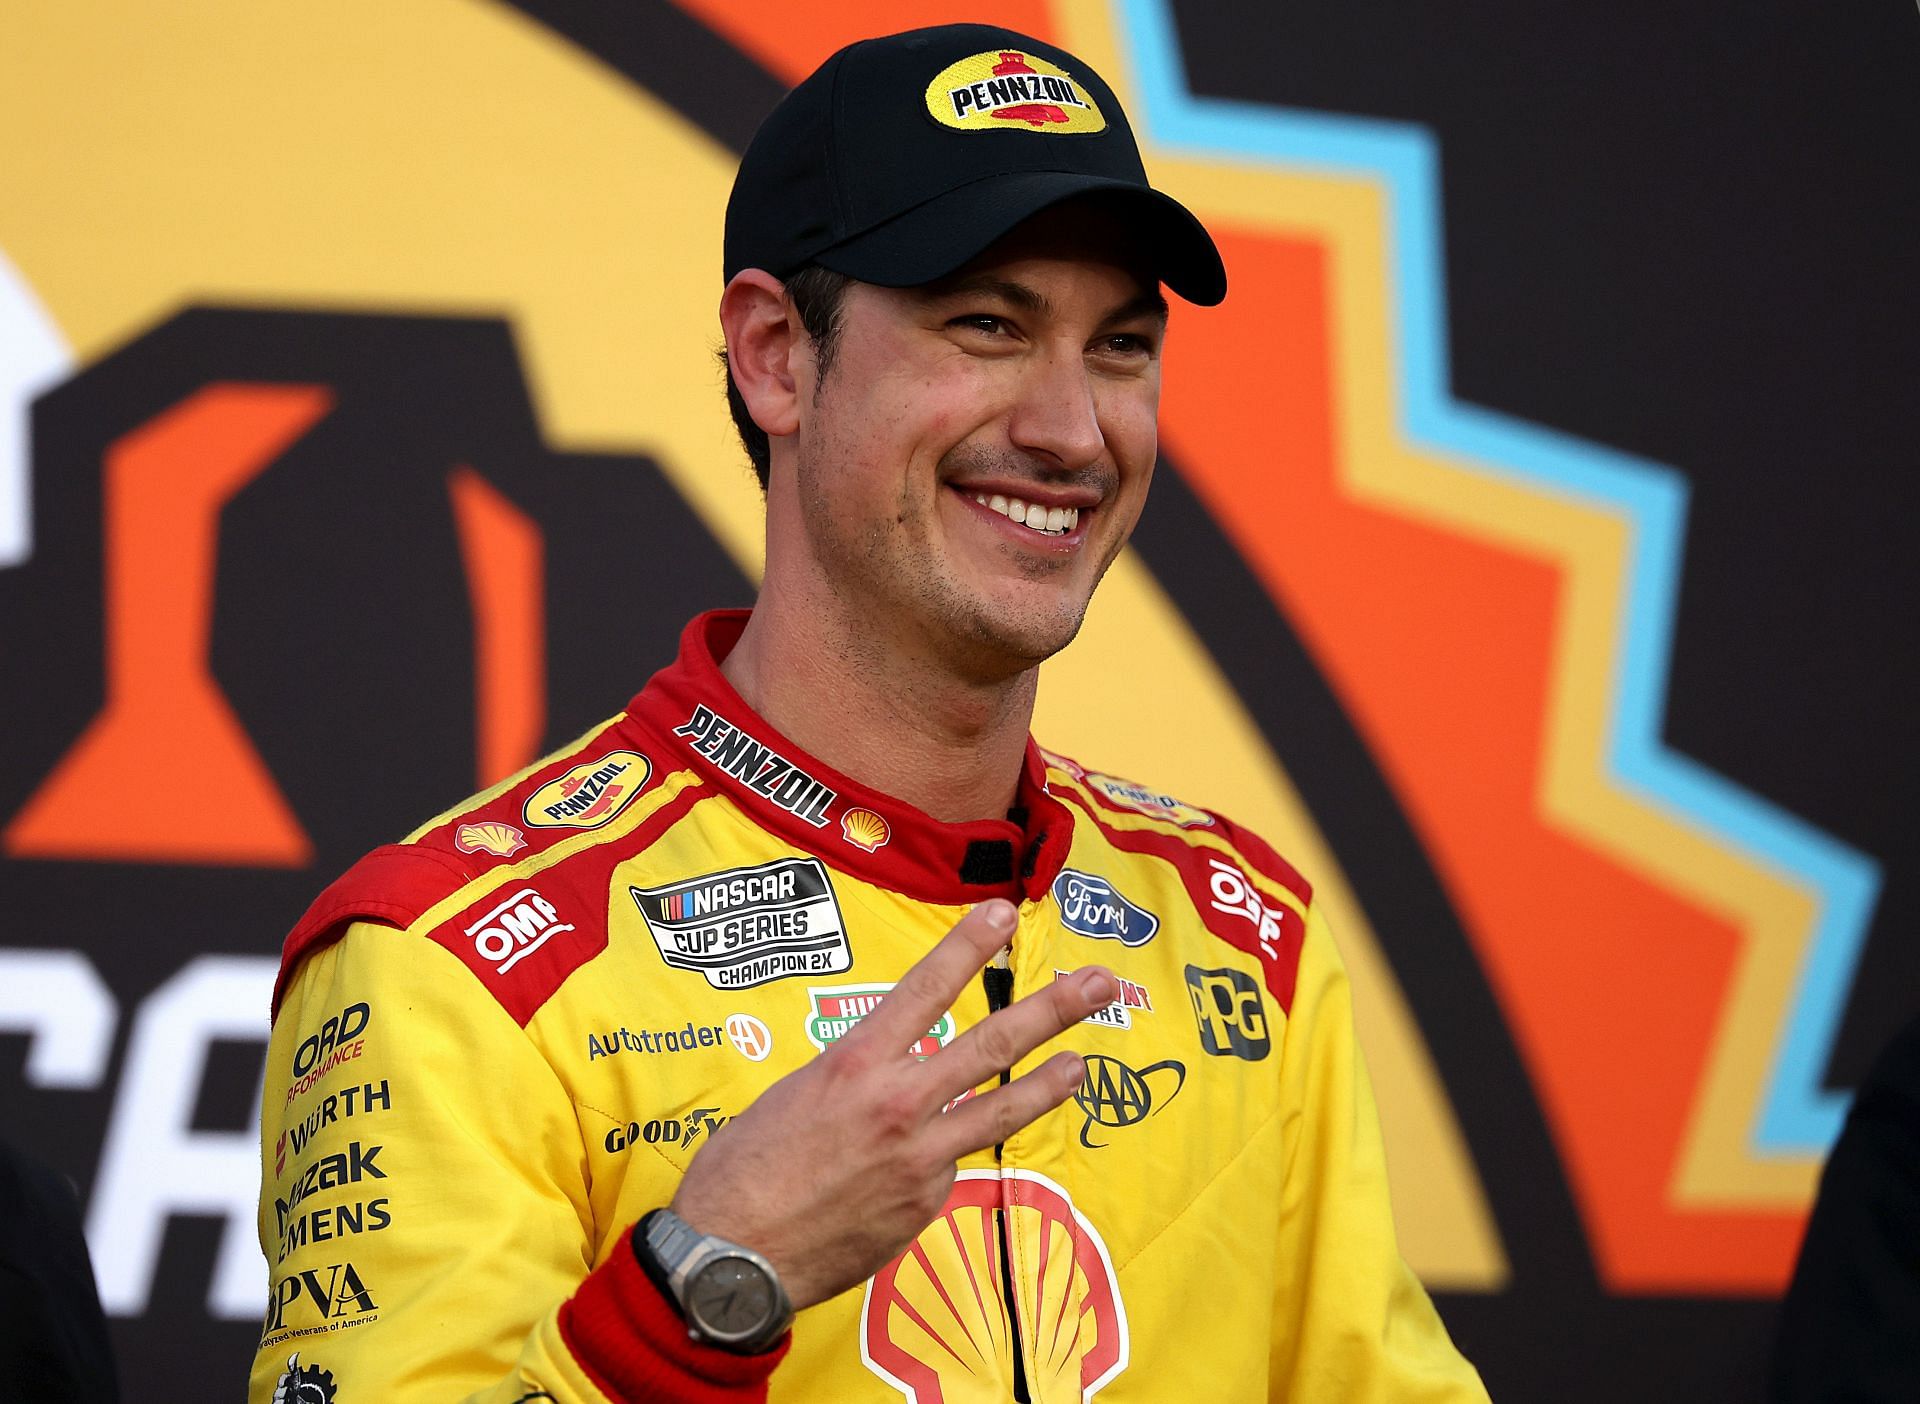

{"left": 252, "top": 24, "right": 1488, "bottom": 1404}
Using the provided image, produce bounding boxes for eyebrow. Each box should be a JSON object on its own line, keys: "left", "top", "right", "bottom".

{"left": 926, "top": 274, "right": 1170, "bottom": 329}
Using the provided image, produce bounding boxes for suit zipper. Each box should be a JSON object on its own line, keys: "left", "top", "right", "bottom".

{"left": 981, "top": 947, "right": 1030, "bottom": 1403}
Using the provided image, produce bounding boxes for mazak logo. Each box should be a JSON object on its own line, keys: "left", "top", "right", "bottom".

{"left": 523, "top": 750, "right": 650, "bottom": 829}
{"left": 464, "top": 886, "right": 575, "bottom": 976}
{"left": 283, "top": 1002, "right": 370, "bottom": 1108}
{"left": 674, "top": 704, "right": 837, "bottom": 827}
{"left": 454, "top": 820, "right": 525, "bottom": 857}
{"left": 274, "top": 1140, "right": 385, "bottom": 1229}
{"left": 1083, "top": 772, "right": 1214, "bottom": 828}
{"left": 862, "top": 1169, "right": 1127, "bottom": 1402}
{"left": 631, "top": 856, "right": 852, "bottom": 989}
{"left": 604, "top": 1106, "right": 731, "bottom": 1155}
{"left": 1185, "top": 964, "right": 1271, "bottom": 1061}
{"left": 261, "top": 1260, "right": 378, "bottom": 1339}
{"left": 1051, "top": 869, "right": 1159, "bottom": 947}
{"left": 1205, "top": 857, "right": 1288, "bottom": 962}
{"left": 923, "top": 50, "right": 1108, "bottom": 135}
{"left": 806, "top": 985, "right": 953, "bottom": 1056}
{"left": 1072, "top": 1054, "right": 1185, "bottom": 1149}
{"left": 279, "top": 1081, "right": 391, "bottom": 1176}
{"left": 1055, "top": 970, "right": 1154, "bottom": 1029}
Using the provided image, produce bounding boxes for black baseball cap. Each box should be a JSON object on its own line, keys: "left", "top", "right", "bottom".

{"left": 724, "top": 24, "right": 1226, "bottom": 306}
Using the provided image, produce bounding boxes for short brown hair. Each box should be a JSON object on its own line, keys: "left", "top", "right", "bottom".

{"left": 721, "top": 265, "right": 853, "bottom": 493}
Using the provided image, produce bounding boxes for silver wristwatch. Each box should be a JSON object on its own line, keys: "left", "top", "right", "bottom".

{"left": 634, "top": 1208, "right": 794, "bottom": 1355}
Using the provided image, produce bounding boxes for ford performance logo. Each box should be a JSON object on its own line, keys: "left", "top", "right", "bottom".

{"left": 1051, "top": 870, "right": 1160, "bottom": 947}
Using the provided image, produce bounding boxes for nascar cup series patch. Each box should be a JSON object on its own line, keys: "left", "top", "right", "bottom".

{"left": 924, "top": 50, "right": 1107, "bottom": 134}
{"left": 630, "top": 856, "right": 852, "bottom": 990}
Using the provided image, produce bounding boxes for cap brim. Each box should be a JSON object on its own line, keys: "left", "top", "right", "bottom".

{"left": 812, "top": 171, "right": 1226, "bottom": 307}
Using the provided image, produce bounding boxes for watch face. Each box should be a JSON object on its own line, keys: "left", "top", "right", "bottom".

{"left": 688, "top": 1254, "right": 776, "bottom": 1338}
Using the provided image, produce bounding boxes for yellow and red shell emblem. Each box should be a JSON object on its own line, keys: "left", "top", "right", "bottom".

{"left": 923, "top": 50, "right": 1106, "bottom": 135}
{"left": 453, "top": 821, "right": 526, "bottom": 858}
{"left": 840, "top": 806, "right": 892, "bottom": 853}
{"left": 861, "top": 1169, "right": 1127, "bottom": 1402}
{"left": 522, "top": 750, "right": 650, "bottom": 829}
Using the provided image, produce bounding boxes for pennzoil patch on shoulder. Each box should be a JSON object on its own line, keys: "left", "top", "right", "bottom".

{"left": 924, "top": 50, "right": 1107, "bottom": 134}
{"left": 631, "top": 856, "right": 853, "bottom": 989}
{"left": 523, "top": 750, "right": 650, "bottom": 829}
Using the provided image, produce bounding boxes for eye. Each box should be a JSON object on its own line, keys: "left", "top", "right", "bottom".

{"left": 1095, "top": 331, "right": 1157, "bottom": 359}
{"left": 949, "top": 314, "right": 1010, "bottom": 337}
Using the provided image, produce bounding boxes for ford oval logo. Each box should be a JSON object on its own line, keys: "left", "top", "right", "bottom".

{"left": 1051, "top": 869, "right": 1160, "bottom": 946}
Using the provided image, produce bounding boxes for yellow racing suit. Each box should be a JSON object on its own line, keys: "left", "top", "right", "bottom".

{"left": 250, "top": 609, "right": 1488, "bottom": 1403}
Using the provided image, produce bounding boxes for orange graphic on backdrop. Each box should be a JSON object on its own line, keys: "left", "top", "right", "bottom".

{"left": 4, "top": 383, "right": 330, "bottom": 867}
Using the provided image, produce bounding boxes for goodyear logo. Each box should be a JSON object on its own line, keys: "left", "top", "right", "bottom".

{"left": 523, "top": 750, "right": 649, "bottom": 829}
{"left": 924, "top": 50, "right": 1106, "bottom": 134}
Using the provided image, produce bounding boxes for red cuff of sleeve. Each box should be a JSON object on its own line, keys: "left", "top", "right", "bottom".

{"left": 558, "top": 1237, "right": 790, "bottom": 1403}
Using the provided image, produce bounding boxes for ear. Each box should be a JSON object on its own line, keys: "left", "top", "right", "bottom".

{"left": 719, "top": 270, "right": 803, "bottom": 440}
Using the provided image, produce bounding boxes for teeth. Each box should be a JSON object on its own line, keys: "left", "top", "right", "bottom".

{"left": 966, "top": 491, "right": 1079, "bottom": 536}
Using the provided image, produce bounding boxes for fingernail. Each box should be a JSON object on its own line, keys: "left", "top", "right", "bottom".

{"left": 1079, "top": 968, "right": 1114, "bottom": 1001}
{"left": 980, "top": 900, "right": 1015, "bottom": 934}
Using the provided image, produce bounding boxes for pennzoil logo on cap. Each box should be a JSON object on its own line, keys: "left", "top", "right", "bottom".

{"left": 925, "top": 50, "right": 1107, "bottom": 134}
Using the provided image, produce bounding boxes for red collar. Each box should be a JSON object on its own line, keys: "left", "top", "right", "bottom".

{"left": 624, "top": 610, "right": 1073, "bottom": 905}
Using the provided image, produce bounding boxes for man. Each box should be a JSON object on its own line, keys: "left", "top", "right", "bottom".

{"left": 252, "top": 23, "right": 1488, "bottom": 1402}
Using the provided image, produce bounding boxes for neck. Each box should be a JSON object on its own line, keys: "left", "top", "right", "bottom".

{"left": 720, "top": 583, "right": 1036, "bottom": 825}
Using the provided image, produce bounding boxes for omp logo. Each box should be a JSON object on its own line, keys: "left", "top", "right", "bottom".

{"left": 283, "top": 1003, "right": 370, "bottom": 1108}
{"left": 1185, "top": 964, "right": 1271, "bottom": 1061}
{"left": 924, "top": 50, "right": 1107, "bottom": 134}
{"left": 523, "top": 751, "right": 649, "bottom": 829}
{"left": 862, "top": 1169, "right": 1127, "bottom": 1401}
{"left": 1071, "top": 1054, "right": 1185, "bottom": 1149}
{"left": 1051, "top": 869, "right": 1159, "bottom": 947}
{"left": 1204, "top": 858, "right": 1287, "bottom": 962}
{"left": 465, "top": 886, "right": 574, "bottom": 976}
{"left": 673, "top": 705, "right": 837, "bottom": 826}
{"left": 261, "top": 1260, "right": 377, "bottom": 1338}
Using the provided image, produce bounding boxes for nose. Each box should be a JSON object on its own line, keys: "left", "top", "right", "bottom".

{"left": 1006, "top": 348, "right": 1105, "bottom": 471}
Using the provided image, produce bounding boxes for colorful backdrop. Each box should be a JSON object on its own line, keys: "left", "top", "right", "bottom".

{"left": 1, "top": 1, "right": 1913, "bottom": 1396}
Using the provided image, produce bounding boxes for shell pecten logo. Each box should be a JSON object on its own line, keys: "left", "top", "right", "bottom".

{"left": 861, "top": 1169, "right": 1127, "bottom": 1402}
{"left": 840, "top": 807, "right": 891, "bottom": 853}
{"left": 522, "top": 750, "right": 651, "bottom": 830}
{"left": 924, "top": 51, "right": 1106, "bottom": 134}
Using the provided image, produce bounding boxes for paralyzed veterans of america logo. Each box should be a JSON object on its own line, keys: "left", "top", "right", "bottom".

{"left": 1052, "top": 869, "right": 1160, "bottom": 947}
{"left": 631, "top": 857, "right": 853, "bottom": 989}
{"left": 923, "top": 50, "right": 1107, "bottom": 134}
{"left": 805, "top": 985, "right": 953, "bottom": 1056}
{"left": 862, "top": 1169, "right": 1127, "bottom": 1402}
{"left": 523, "top": 750, "right": 650, "bottom": 829}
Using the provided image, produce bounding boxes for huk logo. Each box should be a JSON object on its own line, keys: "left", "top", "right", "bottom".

{"left": 1051, "top": 869, "right": 1160, "bottom": 947}
{"left": 840, "top": 806, "right": 891, "bottom": 853}
{"left": 1082, "top": 772, "right": 1215, "bottom": 828}
{"left": 1185, "top": 964, "right": 1272, "bottom": 1061}
{"left": 464, "top": 886, "right": 575, "bottom": 977}
{"left": 924, "top": 50, "right": 1107, "bottom": 134}
{"left": 523, "top": 751, "right": 650, "bottom": 829}
{"left": 805, "top": 985, "right": 953, "bottom": 1056}
{"left": 454, "top": 821, "right": 526, "bottom": 857}
{"left": 674, "top": 705, "right": 837, "bottom": 827}
{"left": 1072, "top": 1054, "right": 1185, "bottom": 1149}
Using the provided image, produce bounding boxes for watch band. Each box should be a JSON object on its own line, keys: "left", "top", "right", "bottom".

{"left": 633, "top": 1208, "right": 795, "bottom": 1355}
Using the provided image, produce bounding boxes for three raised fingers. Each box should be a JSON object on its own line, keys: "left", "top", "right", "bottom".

{"left": 842, "top": 900, "right": 1019, "bottom": 1058}
{"left": 919, "top": 965, "right": 1116, "bottom": 1107}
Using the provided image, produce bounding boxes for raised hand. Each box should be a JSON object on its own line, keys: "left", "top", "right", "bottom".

{"left": 667, "top": 898, "right": 1117, "bottom": 1310}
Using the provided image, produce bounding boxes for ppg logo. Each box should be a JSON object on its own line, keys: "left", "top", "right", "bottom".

{"left": 1184, "top": 964, "right": 1271, "bottom": 1061}
{"left": 1051, "top": 869, "right": 1160, "bottom": 946}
